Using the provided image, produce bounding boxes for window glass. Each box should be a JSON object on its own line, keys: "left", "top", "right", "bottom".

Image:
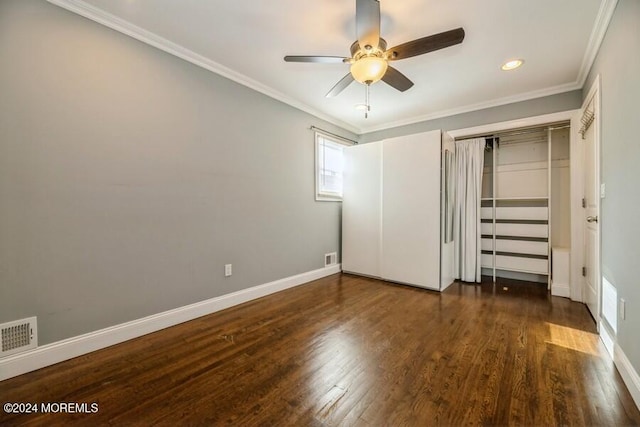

{"left": 316, "top": 133, "right": 350, "bottom": 201}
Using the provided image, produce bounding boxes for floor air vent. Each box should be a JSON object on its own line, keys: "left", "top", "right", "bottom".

{"left": 1, "top": 317, "right": 37, "bottom": 357}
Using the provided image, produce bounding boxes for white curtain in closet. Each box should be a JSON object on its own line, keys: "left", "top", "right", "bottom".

{"left": 453, "top": 138, "right": 486, "bottom": 282}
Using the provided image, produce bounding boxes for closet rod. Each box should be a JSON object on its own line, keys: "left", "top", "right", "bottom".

{"left": 457, "top": 121, "right": 570, "bottom": 142}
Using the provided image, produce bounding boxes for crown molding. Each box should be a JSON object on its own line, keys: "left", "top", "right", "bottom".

{"left": 576, "top": 0, "right": 618, "bottom": 87}
{"left": 47, "top": 0, "right": 617, "bottom": 137}
{"left": 614, "top": 342, "right": 640, "bottom": 411}
{"left": 356, "top": 0, "right": 618, "bottom": 134}
{"left": 46, "top": 0, "right": 360, "bottom": 135}
{"left": 446, "top": 109, "right": 579, "bottom": 140}
{"left": 362, "top": 0, "right": 616, "bottom": 135}
{"left": 359, "top": 81, "right": 581, "bottom": 134}
{"left": 361, "top": 0, "right": 617, "bottom": 138}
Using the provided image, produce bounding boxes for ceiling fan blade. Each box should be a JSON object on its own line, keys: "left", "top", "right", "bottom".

{"left": 356, "top": 0, "right": 381, "bottom": 50}
{"left": 386, "top": 27, "right": 465, "bottom": 61}
{"left": 284, "top": 56, "right": 349, "bottom": 64}
{"left": 326, "top": 73, "right": 355, "bottom": 98}
{"left": 381, "top": 66, "right": 414, "bottom": 92}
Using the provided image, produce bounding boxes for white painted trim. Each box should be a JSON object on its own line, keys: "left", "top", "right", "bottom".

{"left": 446, "top": 110, "right": 579, "bottom": 139}
{"left": 614, "top": 342, "right": 640, "bottom": 411}
{"left": 0, "top": 264, "right": 341, "bottom": 381}
{"left": 46, "top": 0, "right": 618, "bottom": 136}
{"left": 360, "top": 82, "right": 581, "bottom": 134}
{"left": 45, "top": 0, "right": 359, "bottom": 135}
{"left": 362, "top": 0, "right": 618, "bottom": 135}
{"left": 576, "top": 0, "right": 619, "bottom": 86}
{"left": 599, "top": 320, "right": 614, "bottom": 358}
{"left": 551, "top": 283, "right": 571, "bottom": 298}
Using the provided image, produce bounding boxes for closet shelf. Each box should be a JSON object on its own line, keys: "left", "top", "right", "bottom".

{"left": 481, "top": 125, "right": 557, "bottom": 283}
{"left": 484, "top": 196, "right": 549, "bottom": 201}
{"left": 495, "top": 267, "right": 549, "bottom": 276}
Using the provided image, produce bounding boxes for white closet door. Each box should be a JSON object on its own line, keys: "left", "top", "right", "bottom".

{"left": 342, "top": 142, "right": 382, "bottom": 277}
{"left": 381, "top": 130, "right": 441, "bottom": 289}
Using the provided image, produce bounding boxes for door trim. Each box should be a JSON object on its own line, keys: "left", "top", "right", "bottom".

{"left": 448, "top": 109, "right": 582, "bottom": 297}
{"left": 447, "top": 110, "right": 579, "bottom": 140}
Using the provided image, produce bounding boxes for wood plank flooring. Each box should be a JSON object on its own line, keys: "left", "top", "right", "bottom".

{"left": 1, "top": 273, "right": 639, "bottom": 426}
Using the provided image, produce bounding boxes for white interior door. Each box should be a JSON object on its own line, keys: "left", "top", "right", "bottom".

{"left": 381, "top": 130, "right": 441, "bottom": 289}
{"left": 582, "top": 96, "right": 600, "bottom": 323}
{"left": 342, "top": 142, "right": 382, "bottom": 277}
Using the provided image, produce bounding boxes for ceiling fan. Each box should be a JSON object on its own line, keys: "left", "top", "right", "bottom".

{"left": 284, "top": 0, "right": 465, "bottom": 104}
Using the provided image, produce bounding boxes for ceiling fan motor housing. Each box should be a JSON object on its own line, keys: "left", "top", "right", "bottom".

{"left": 350, "top": 38, "right": 387, "bottom": 59}
{"left": 284, "top": 0, "right": 464, "bottom": 97}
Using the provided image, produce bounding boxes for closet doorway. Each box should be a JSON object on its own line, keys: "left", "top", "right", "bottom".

{"left": 479, "top": 124, "right": 570, "bottom": 287}
{"left": 446, "top": 110, "right": 588, "bottom": 305}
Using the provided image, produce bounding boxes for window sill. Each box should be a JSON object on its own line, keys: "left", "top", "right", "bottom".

{"left": 316, "top": 195, "right": 343, "bottom": 202}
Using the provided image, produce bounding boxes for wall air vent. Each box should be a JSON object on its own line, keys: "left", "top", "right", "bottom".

{"left": 1, "top": 317, "right": 37, "bottom": 357}
{"left": 325, "top": 252, "right": 337, "bottom": 267}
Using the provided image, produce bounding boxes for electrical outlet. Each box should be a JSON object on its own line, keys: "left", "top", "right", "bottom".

{"left": 620, "top": 298, "right": 626, "bottom": 320}
{"left": 225, "top": 264, "right": 232, "bottom": 277}
{"left": 601, "top": 183, "right": 606, "bottom": 199}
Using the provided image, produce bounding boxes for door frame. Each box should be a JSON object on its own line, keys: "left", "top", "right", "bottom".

{"left": 442, "top": 84, "right": 603, "bottom": 315}
{"left": 447, "top": 109, "right": 583, "bottom": 298}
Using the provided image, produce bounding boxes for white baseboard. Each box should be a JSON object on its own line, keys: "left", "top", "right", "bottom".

{"left": 614, "top": 342, "right": 640, "bottom": 410}
{"left": 0, "top": 264, "right": 341, "bottom": 381}
{"left": 440, "top": 280, "right": 455, "bottom": 292}
{"left": 599, "top": 320, "right": 615, "bottom": 358}
{"left": 551, "top": 282, "right": 571, "bottom": 298}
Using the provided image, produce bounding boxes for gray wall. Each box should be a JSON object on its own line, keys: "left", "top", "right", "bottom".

{"left": 360, "top": 91, "right": 582, "bottom": 142}
{"left": 584, "top": 0, "right": 640, "bottom": 375}
{"left": 2, "top": 0, "right": 630, "bottom": 377}
{"left": 0, "top": 0, "right": 354, "bottom": 345}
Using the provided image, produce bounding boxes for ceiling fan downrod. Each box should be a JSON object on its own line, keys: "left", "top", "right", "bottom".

{"left": 283, "top": 0, "right": 465, "bottom": 114}
{"left": 364, "top": 83, "right": 371, "bottom": 119}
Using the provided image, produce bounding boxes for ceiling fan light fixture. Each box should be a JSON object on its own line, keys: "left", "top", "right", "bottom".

{"left": 284, "top": 1, "right": 466, "bottom": 101}
{"left": 501, "top": 59, "right": 524, "bottom": 71}
{"left": 350, "top": 56, "right": 388, "bottom": 84}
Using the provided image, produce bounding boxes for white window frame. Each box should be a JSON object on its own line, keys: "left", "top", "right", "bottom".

{"left": 315, "top": 132, "right": 352, "bottom": 201}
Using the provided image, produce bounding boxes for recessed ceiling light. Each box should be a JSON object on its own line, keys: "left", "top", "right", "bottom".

{"left": 501, "top": 59, "right": 524, "bottom": 71}
{"left": 354, "top": 104, "right": 368, "bottom": 111}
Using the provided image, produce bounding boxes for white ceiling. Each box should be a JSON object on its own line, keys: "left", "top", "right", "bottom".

{"left": 50, "top": 0, "right": 610, "bottom": 134}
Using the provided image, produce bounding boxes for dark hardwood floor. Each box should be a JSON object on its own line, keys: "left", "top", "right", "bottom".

{"left": 1, "top": 273, "right": 639, "bottom": 426}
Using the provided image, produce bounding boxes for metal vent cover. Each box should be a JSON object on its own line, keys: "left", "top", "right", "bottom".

{"left": 1, "top": 317, "right": 37, "bottom": 357}
{"left": 325, "top": 252, "right": 337, "bottom": 267}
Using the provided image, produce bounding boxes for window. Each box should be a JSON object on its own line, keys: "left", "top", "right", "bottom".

{"left": 315, "top": 132, "right": 350, "bottom": 201}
